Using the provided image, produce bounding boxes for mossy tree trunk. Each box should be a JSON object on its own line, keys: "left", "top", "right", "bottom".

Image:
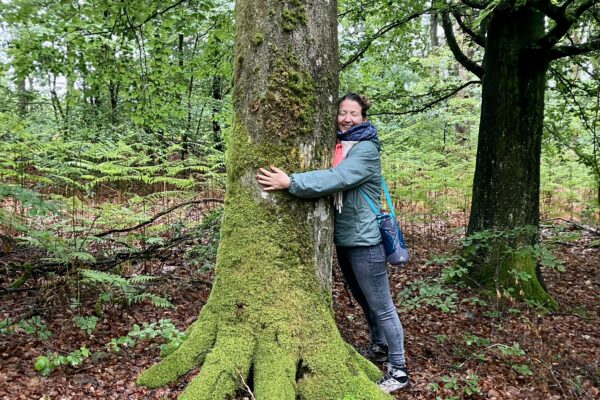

{"left": 443, "top": 0, "right": 598, "bottom": 309}
{"left": 137, "top": 1, "right": 390, "bottom": 399}
{"left": 465, "top": 7, "right": 556, "bottom": 307}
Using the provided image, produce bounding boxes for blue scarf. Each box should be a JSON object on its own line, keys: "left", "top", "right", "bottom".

{"left": 336, "top": 121, "right": 378, "bottom": 142}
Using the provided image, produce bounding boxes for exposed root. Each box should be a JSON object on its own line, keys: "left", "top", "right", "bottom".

{"left": 178, "top": 326, "right": 255, "bottom": 400}
{"left": 253, "top": 329, "right": 297, "bottom": 400}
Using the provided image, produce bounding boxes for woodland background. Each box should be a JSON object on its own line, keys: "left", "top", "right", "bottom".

{"left": 0, "top": 0, "right": 598, "bottom": 399}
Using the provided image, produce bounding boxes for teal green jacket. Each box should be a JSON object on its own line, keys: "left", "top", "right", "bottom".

{"left": 288, "top": 139, "right": 382, "bottom": 247}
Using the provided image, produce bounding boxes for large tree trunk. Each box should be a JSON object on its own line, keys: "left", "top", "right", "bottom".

{"left": 466, "top": 6, "right": 556, "bottom": 307}
{"left": 137, "top": 1, "right": 389, "bottom": 399}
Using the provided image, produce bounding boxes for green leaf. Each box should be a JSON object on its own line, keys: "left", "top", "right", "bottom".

{"left": 512, "top": 363, "right": 534, "bottom": 376}
{"left": 34, "top": 356, "right": 50, "bottom": 372}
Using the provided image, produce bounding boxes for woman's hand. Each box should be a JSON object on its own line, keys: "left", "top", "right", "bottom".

{"left": 256, "top": 165, "right": 291, "bottom": 191}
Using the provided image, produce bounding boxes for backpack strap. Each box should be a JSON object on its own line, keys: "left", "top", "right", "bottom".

{"left": 381, "top": 178, "right": 396, "bottom": 217}
{"left": 358, "top": 187, "right": 380, "bottom": 215}
{"left": 358, "top": 177, "right": 396, "bottom": 217}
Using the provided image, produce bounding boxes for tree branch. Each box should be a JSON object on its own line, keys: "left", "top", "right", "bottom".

{"left": 71, "top": 0, "right": 191, "bottom": 37}
{"left": 136, "top": 0, "right": 190, "bottom": 28}
{"left": 441, "top": 12, "right": 484, "bottom": 78}
{"left": 340, "top": 8, "right": 432, "bottom": 70}
{"left": 549, "top": 65, "right": 599, "bottom": 138}
{"left": 549, "top": 37, "right": 600, "bottom": 60}
{"left": 95, "top": 198, "right": 223, "bottom": 238}
{"left": 529, "top": 0, "right": 564, "bottom": 21}
{"left": 459, "top": 0, "right": 492, "bottom": 9}
{"left": 451, "top": 9, "right": 486, "bottom": 47}
{"left": 536, "top": 0, "right": 596, "bottom": 51}
{"left": 369, "top": 80, "right": 481, "bottom": 116}
{"left": 559, "top": 0, "right": 579, "bottom": 11}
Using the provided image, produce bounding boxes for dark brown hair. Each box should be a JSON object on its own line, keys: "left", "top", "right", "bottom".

{"left": 338, "top": 92, "right": 371, "bottom": 118}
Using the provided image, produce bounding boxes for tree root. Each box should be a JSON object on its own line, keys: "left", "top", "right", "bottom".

{"left": 137, "top": 300, "right": 391, "bottom": 400}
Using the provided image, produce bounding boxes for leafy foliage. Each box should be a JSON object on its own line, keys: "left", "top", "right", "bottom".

{"left": 397, "top": 278, "right": 459, "bottom": 313}
{"left": 34, "top": 347, "right": 91, "bottom": 377}
{"left": 0, "top": 316, "right": 52, "bottom": 340}
{"left": 73, "top": 316, "right": 99, "bottom": 335}
{"left": 32, "top": 319, "right": 184, "bottom": 376}
{"left": 80, "top": 269, "right": 172, "bottom": 309}
{"left": 427, "top": 373, "right": 481, "bottom": 399}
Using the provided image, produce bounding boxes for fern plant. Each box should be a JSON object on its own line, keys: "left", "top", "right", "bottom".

{"left": 80, "top": 269, "right": 172, "bottom": 310}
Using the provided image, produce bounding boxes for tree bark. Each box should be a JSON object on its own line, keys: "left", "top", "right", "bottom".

{"left": 137, "top": 1, "right": 389, "bottom": 399}
{"left": 466, "top": 6, "right": 556, "bottom": 307}
{"left": 211, "top": 74, "right": 223, "bottom": 151}
{"left": 430, "top": 13, "right": 439, "bottom": 48}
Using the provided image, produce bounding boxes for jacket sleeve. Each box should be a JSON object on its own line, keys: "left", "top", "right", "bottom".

{"left": 288, "top": 141, "right": 379, "bottom": 199}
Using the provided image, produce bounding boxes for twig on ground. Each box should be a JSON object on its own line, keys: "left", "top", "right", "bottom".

{"left": 237, "top": 368, "right": 256, "bottom": 400}
{"left": 544, "top": 218, "right": 600, "bottom": 236}
{"left": 95, "top": 198, "right": 223, "bottom": 238}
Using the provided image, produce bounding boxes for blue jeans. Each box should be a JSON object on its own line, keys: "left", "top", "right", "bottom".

{"left": 337, "top": 243, "right": 406, "bottom": 367}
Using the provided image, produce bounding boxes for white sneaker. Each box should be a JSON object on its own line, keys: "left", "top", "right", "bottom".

{"left": 377, "top": 363, "right": 409, "bottom": 393}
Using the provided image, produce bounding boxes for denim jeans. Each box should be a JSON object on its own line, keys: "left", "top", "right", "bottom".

{"left": 337, "top": 243, "right": 406, "bottom": 367}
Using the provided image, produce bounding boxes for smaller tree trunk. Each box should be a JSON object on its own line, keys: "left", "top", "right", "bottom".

{"left": 466, "top": 6, "right": 556, "bottom": 308}
{"left": 430, "top": 13, "right": 439, "bottom": 48}
{"left": 211, "top": 75, "right": 223, "bottom": 151}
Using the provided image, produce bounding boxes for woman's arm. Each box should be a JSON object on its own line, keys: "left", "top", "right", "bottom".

{"left": 256, "top": 141, "right": 380, "bottom": 198}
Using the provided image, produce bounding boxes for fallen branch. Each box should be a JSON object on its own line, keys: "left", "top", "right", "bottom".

{"left": 166, "top": 275, "right": 213, "bottom": 287}
{"left": 0, "top": 287, "right": 37, "bottom": 295}
{"left": 95, "top": 198, "right": 223, "bottom": 238}
{"left": 544, "top": 218, "right": 600, "bottom": 236}
{"left": 32, "top": 231, "right": 197, "bottom": 275}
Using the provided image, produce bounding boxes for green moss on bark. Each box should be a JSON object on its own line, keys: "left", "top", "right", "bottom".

{"left": 461, "top": 230, "right": 558, "bottom": 309}
{"left": 281, "top": 0, "right": 308, "bottom": 31}
{"left": 254, "top": 49, "right": 315, "bottom": 138}
{"left": 252, "top": 32, "right": 264, "bottom": 45}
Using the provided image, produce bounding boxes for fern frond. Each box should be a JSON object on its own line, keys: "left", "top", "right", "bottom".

{"left": 80, "top": 269, "right": 128, "bottom": 286}
{"left": 128, "top": 275, "right": 158, "bottom": 284}
{"left": 145, "top": 294, "right": 173, "bottom": 308}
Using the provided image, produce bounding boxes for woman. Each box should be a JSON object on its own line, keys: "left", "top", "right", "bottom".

{"left": 256, "top": 93, "right": 409, "bottom": 393}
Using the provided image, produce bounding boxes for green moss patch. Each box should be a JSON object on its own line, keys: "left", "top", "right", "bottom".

{"left": 255, "top": 49, "right": 315, "bottom": 138}
{"left": 281, "top": 0, "right": 308, "bottom": 31}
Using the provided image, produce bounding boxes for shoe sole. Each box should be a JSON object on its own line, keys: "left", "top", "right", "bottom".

{"left": 379, "top": 380, "right": 410, "bottom": 393}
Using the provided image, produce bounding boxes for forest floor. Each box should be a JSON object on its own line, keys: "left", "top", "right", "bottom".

{"left": 0, "top": 219, "right": 598, "bottom": 399}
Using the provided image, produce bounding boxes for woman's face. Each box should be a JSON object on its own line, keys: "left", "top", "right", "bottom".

{"left": 337, "top": 100, "right": 365, "bottom": 133}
